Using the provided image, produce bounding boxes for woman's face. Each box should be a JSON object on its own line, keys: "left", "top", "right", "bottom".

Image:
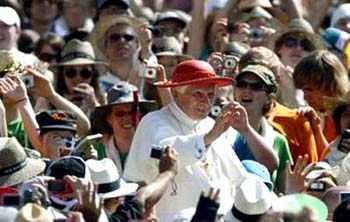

{"left": 107, "top": 104, "right": 136, "bottom": 141}
{"left": 301, "top": 84, "right": 332, "bottom": 112}
{"left": 340, "top": 105, "right": 350, "bottom": 132}
{"left": 62, "top": 64, "right": 95, "bottom": 94}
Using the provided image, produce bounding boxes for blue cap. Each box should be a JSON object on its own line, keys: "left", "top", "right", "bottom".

{"left": 242, "top": 160, "right": 273, "bottom": 190}
{"left": 322, "top": 27, "right": 350, "bottom": 51}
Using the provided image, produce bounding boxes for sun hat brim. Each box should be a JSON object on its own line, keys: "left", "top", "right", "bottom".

{"left": 91, "top": 100, "right": 158, "bottom": 134}
{"left": 50, "top": 58, "right": 109, "bottom": 75}
{"left": 0, "top": 158, "right": 46, "bottom": 187}
{"left": 154, "top": 76, "right": 234, "bottom": 88}
{"left": 268, "top": 30, "right": 326, "bottom": 51}
{"left": 99, "top": 179, "right": 138, "bottom": 199}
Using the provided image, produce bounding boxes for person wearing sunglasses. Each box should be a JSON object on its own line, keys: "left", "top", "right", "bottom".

{"left": 50, "top": 39, "right": 108, "bottom": 116}
{"left": 233, "top": 64, "right": 292, "bottom": 193}
{"left": 90, "top": 15, "right": 155, "bottom": 94}
{"left": 91, "top": 81, "right": 157, "bottom": 173}
{"left": 272, "top": 18, "right": 324, "bottom": 71}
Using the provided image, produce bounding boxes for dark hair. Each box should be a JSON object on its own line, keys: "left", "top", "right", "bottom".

{"left": 22, "top": 0, "right": 62, "bottom": 18}
{"left": 333, "top": 200, "right": 350, "bottom": 222}
{"left": 34, "top": 32, "right": 64, "bottom": 61}
{"left": 55, "top": 65, "right": 105, "bottom": 105}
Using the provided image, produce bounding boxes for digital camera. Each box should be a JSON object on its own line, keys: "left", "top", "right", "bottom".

{"left": 143, "top": 67, "right": 157, "bottom": 79}
{"left": 48, "top": 179, "right": 72, "bottom": 194}
{"left": 308, "top": 181, "right": 325, "bottom": 191}
{"left": 150, "top": 144, "right": 163, "bottom": 159}
{"left": 18, "top": 73, "right": 34, "bottom": 88}
{"left": 223, "top": 55, "right": 237, "bottom": 70}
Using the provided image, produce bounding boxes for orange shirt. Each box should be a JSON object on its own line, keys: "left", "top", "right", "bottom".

{"left": 267, "top": 102, "right": 319, "bottom": 163}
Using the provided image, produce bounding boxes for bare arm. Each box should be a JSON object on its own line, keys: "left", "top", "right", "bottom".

{"left": 187, "top": 0, "right": 207, "bottom": 58}
{"left": 0, "top": 76, "right": 42, "bottom": 151}
{"left": 27, "top": 68, "right": 91, "bottom": 137}
{"left": 0, "top": 98, "right": 7, "bottom": 137}
{"left": 285, "top": 0, "right": 303, "bottom": 19}
{"left": 226, "top": 102, "right": 278, "bottom": 172}
{"left": 134, "top": 146, "right": 178, "bottom": 210}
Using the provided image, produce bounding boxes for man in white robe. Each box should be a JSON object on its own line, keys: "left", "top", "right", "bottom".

{"left": 123, "top": 60, "right": 278, "bottom": 222}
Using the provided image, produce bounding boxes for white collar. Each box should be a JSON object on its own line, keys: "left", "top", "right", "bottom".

{"left": 168, "top": 102, "right": 200, "bottom": 129}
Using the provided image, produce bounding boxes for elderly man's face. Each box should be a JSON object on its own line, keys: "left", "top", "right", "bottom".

{"left": 172, "top": 84, "right": 216, "bottom": 120}
{"left": 104, "top": 24, "right": 138, "bottom": 61}
{"left": 0, "top": 21, "right": 18, "bottom": 50}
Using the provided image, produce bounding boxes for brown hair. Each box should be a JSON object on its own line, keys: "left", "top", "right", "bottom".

{"left": 293, "top": 50, "right": 350, "bottom": 98}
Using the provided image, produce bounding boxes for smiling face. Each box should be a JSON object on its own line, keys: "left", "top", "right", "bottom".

{"left": 234, "top": 72, "right": 270, "bottom": 116}
{"left": 172, "top": 84, "right": 216, "bottom": 120}
{"left": 107, "top": 103, "right": 135, "bottom": 140}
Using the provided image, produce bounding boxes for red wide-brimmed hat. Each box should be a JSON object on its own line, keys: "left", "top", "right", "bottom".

{"left": 154, "top": 60, "right": 234, "bottom": 88}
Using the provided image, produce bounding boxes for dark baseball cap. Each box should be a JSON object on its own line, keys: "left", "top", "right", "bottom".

{"left": 36, "top": 110, "right": 77, "bottom": 134}
{"left": 97, "top": 0, "right": 130, "bottom": 9}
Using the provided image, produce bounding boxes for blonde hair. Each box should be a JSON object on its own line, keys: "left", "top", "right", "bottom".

{"left": 293, "top": 50, "right": 350, "bottom": 98}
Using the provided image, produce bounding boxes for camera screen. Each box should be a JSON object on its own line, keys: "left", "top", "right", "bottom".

{"left": 2, "top": 194, "right": 21, "bottom": 206}
{"left": 309, "top": 181, "right": 325, "bottom": 191}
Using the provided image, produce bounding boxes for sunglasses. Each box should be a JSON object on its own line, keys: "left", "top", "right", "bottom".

{"left": 108, "top": 33, "right": 136, "bottom": 42}
{"left": 113, "top": 110, "right": 134, "bottom": 117}
{"left": 235, "top": 80, "right": 267, "bottom": 92}
{"left": 63, "top": 69, "right": 94, "bottom": 79}
{"left": 39, "top": 53, "right": 58, "bottom": 63}
{"left": 282, "top": 37, "right": 314, "bottom": 51}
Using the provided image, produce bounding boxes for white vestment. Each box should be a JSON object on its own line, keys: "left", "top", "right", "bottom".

{"left": 123, "top": 102, "right": 248, "bottom": 222}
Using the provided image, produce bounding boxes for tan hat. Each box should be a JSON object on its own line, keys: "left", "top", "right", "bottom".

{"left": 15, "top": 203, "right": 53, "bottom": 222}
{"left": 269, "top": 18, "right": 326, "bottom": 52}
{"left": 152, "top": 36, "right": 193, "bottom": 61}
{"left": 51, "top": 39, "right": 109, "bottom": 75}
{"left": 89, "top": 15, "right": 144, "bottom": 54}
{"left": 0, "top": 137, "right": 45, "bottom": 187}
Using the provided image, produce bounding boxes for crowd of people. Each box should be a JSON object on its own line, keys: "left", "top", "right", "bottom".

{"left": 1, "top": 0, "right": 350, "bottom": 221}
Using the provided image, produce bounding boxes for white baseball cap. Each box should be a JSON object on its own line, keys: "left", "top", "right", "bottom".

{"left": 0, "top": 7, "right": 20, "bottom": 27}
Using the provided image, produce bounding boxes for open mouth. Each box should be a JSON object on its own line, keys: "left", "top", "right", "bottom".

{"left": 240, "top": 97, "right": 253, "bottom": 103}
{"left": 121, "top": 124, "right": 133, "bottom": 129}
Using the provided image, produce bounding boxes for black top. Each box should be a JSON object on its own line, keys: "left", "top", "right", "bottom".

{"left": 108, "top": 199, "right": 144, "bottom": 222}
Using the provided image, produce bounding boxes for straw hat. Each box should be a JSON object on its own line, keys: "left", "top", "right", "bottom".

{"left": 52, "top": 39, "right": 109, "bottom": 75}
{"left": 15, "top": 203, "right": 53, "bottom": 222}
{"left": 89, "top": 15, "right": 143, "bottom": 54}
{"left": 91, "top": 81, "right": 157, "bottom": 133}
{"left": 269, "top": 18, "right": 326, "bottom": 52}
{"left": 0, "top": 137, "right": 45, "bottom": 187}
{"left": 86, "top": 158, "right": 138, "bottom": 199}
{"left": 154, "top": 60, "right": 234, "bottom": 88}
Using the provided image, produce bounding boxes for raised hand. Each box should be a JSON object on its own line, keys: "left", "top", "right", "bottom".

{"left": 285, "top": 155, "right": 309, "bottom": 194}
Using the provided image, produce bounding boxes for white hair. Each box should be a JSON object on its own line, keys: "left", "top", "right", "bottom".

{"left": 173, "top": 85, "right": 189, "bottom": 94}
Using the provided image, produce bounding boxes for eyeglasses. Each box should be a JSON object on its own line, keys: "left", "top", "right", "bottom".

{"left": 63, "top": 69, "right": 94, "bottom": 79}
{"left": 108, "top": 33, "right": 135, "bottom": 42}
{"left": 38, "top": 53, "right": 58, "bottom": 63}
{"left": 235, "top": 80, "right": 267, "bottom": 91}
{"left": 282, "top": 37, "right": 314, "bottom": 51}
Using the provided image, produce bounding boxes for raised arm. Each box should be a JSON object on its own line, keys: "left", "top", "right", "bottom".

{"left": 0, "top": 98, "right": 7, "bottom": 137}
{"left": 26, "top": 68, "right": 91, "bottom": 136}
{"left": 187, "top": 0, "right": 207, "bottom": 58}
{"left": 134, "top": 146, "right": 178, "bottom": 210}
{"left": 227, "top": 102, "right": 279, "bottom": 172}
